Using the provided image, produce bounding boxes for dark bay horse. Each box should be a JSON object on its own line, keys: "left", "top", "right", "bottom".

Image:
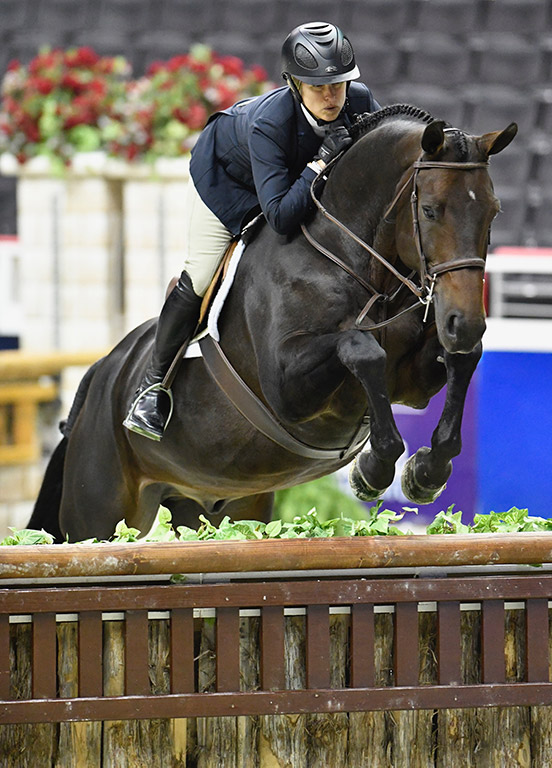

{"left": 29, "top": 105, "right": 517, "bottom": 542}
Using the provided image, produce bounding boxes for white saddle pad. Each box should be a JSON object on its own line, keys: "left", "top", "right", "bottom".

{"left": 185, "top": 239, "right": 246, "bottom": 358}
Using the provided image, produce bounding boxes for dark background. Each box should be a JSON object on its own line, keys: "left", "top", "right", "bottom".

{"left": 1, "top": 0, "right": 552, "bottom": 248}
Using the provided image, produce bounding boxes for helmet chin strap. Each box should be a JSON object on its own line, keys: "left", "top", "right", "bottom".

{"left": 301, "top": 104, "right": 335, "bottom": 135}
{"left": 283, "top": 74, "right": 351, "bottom": 128}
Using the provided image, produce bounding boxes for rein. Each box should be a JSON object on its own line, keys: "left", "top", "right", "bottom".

{"left": 301, "top": 156, "right": 489, "bottom": 331}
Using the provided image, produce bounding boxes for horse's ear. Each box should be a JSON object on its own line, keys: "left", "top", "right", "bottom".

{"left": 421, "top": 120, "right": 446, "bottom": 156}
{"left": 478, "top": 122, "right": 518, "bottom": 157}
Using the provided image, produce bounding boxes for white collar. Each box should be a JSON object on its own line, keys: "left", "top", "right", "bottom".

{"left": 301, "top": 104, "right": 328, "bottom": 137}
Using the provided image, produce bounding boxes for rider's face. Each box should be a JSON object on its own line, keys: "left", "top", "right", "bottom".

{"left": 300, "top": 81, "right": 347, "bottom": 122}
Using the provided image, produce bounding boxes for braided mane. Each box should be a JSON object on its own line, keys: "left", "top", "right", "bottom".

{"left": 350, "top": 104, "right": 434, "bottom": 142}
{"left": 350, "top": 103, "right": 470, "bottom": 161}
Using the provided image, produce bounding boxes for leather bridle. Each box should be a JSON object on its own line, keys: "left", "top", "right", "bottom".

{"left": 301, "top": 155, "right": 489, "bottom": 332}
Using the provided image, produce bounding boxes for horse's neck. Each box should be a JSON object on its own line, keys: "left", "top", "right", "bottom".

{"left": 323, "top": 133, "right": 409, "bottom": 239}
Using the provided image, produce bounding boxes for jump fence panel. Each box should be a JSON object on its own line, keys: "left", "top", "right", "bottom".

{"left": 3, "top": 538, "right": 552, "bottom": 765}
{"left": 2, "top": 574, "right": 552, "bottom": 726}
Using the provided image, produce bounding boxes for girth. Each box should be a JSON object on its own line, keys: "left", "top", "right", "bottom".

{"left": 199, "top": 334, "right": 371, "bottom": 461}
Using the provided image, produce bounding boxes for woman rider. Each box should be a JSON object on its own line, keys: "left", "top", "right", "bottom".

{"left": 124, "top": 21, "right": 381, "bottom": 440}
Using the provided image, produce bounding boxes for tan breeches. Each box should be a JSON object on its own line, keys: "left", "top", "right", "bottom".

{"left": 183, "top": 180, "right": 233, "bottom": 297}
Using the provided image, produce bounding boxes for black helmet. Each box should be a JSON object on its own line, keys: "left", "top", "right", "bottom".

{"left": 281, "top": 21, "right": 360, "bottom": 85}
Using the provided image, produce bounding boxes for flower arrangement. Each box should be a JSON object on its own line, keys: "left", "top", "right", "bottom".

{"left": 0, "top": 44, "right": 274, "bottom": 168}
{"left": 103, "top": 44, "right": 272, "bottom": 162}
{"left": 0, "top": 47, "right": 130, "bottom": 166}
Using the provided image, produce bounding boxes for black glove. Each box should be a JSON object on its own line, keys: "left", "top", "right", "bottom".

{"left": 315, "top": 126, "right": 353, "bottom": 165}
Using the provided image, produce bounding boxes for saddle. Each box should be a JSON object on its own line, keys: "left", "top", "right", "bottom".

{"left": 161, "top": 214, "right": 264, "bottom": 388}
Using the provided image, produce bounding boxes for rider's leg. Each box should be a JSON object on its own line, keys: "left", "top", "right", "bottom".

{"left": 123, "top": 271, "right": 202, "bottom": 440}
{"left": 123, "top": 181, "right": 233, "bottom": 440}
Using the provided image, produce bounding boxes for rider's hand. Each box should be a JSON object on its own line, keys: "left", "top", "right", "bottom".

{"left": 315, "top": 126, "right": 353, "bottom": 167}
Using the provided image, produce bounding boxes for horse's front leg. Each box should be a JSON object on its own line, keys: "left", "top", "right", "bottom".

{"left": 401, "top": 342, "right": 482, "bottom": 504}
{"left": 265, "top": 329, "right": 404, "bottom": 499}
{"left": 336, "top": 331, "right": 405, "bottom": 501}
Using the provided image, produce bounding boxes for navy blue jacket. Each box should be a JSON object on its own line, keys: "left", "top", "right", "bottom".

{"left": 189, "top": 83, "right": 380, "bottom": 236}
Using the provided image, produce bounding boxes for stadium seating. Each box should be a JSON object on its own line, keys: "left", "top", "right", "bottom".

{"left": 414, "top": 0, "right": 479, "bottom": 36}
{"left": 481, "top": 0, "right": 549, "bottom": 37}
{"left": 345, "top": 0, "right": 411, "bottom": 37}
{"left": 471, "top": 32, "right": 543, "bottom": 87}
{"left": 352, "top": 36, "right": 402, "bottom": 90}
{"left": 489, "top": 186, "right": 529, "bottom": 248}
{"left": 0, "top": 0, "right": 32, "bottom": 31}
{"left": 155, "top": 0, "right": 215, "bottom": 34}
{"left": 385, "top": 84, "right": 465, "bottom": 127}
{"left": 93, "top": 0, "right": 151, "bottom": 34}
{"left": 462, "top": 85, "right": 538, "bottom": 139}
{"left": 400, "top": 33, "right": 474, "bottom": 86}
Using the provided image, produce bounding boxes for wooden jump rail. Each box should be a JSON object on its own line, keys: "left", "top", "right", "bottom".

{"left": 1, "top": 531, "right": 552, "bottom": 578}
{"left": 0, "top": 349, "right": 104, "bottom": 464}
{"left": 1, "top": 534, "right": 552, "bottom": 726}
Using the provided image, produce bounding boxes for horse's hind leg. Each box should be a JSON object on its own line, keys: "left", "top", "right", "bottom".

{"left": 26, "top": 436, "right": 67, "bottom": 542}
{"left": 401, "top": 344, "right": 482, "bottom": 504}
{"left": 337, "top": 332, "right": 405, "bottom": 501}
{"left": 59, "top": 425, "right": 142, "bottom": 541}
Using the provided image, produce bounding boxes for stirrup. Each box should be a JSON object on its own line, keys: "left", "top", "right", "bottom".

{"left": 123, "top": 382, "right": 175, "bottom": 438}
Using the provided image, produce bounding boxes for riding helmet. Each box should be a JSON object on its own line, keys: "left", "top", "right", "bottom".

{"left": 281, "top": 21, "right": 360, "bottom": 85}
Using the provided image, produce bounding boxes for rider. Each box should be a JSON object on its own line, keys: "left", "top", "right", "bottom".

{"left": 123, "top": 21, "right": 381, "bottom": 440}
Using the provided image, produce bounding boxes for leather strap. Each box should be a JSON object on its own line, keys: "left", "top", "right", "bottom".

{"left": 199, "top": 334, "right": 370, "bottom": 461}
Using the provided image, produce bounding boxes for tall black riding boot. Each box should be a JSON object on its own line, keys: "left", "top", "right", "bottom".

{"left": 123, "top": 272, "right": 201, "bottom": 441}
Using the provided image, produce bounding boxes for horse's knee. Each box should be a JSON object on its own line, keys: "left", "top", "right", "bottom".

{"left": 338, "top": 332, "right": 386, "bottom": 375}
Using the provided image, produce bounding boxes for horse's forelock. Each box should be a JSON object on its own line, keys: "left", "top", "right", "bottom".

{"left": 443, "top": 128, "right": 470, "bottom": 161}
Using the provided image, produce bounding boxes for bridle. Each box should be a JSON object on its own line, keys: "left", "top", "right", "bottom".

{"left": 301, "top": 154, "right": 489, "bottom": 331}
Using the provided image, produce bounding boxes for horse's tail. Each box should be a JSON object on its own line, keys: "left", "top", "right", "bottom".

{"left": 26, "top": 356, "right": 105, "bottom": 542}
{"left": 26, "top": 436, "right": 68, "bottom": 542}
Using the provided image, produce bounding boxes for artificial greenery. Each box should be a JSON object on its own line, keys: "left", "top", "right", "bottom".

{"left": 0, "top": 500, "right": 546, "bottom": 547}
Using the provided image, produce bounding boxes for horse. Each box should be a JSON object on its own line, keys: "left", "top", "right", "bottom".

{"left": 28, "top": 105, "right": 517, "bottom": 542}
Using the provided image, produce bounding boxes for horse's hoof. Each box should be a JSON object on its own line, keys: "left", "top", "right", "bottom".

{"left": 401, "top": 449, "right": 448, "bottom": 505}
{"left": 349, "top": 456, "right": 387, "bottom": 502}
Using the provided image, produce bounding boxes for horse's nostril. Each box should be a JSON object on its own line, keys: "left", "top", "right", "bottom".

{"left": 447, "top": 313, "right": 459, "bottom": 338}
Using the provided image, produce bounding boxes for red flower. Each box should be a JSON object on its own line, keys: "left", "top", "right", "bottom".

{"left": 188, "top": 59, "right": 208, "bottom": 74}
{"left": 96, "top": 58, "right": 116, "bottom": 75}
{"left": 61, "top": 73, "right": 84, "bottom": 92}
{"left": 29, "top": 51, "right": 59, "bottom": 74}
{"left": 214, "top": 82, "right": 239, "bottom": 110}
{"left": 167, "top": 55, "right": 189, "bottom": 73}
{"left": 7, "top": 59, "right": 21, "bottom": 72}
{"left": 89, "top": 79, "right": 106, "bottom": 97}
{"left": 65, "top": 46, "right": 100, "bottom": 68}
{"left": 186, "top": 103, "right": 208, "bottom": 130}
{"left": 126, "top": 143, "right": 140, "bottom": 161}
{"left": 33, "top": 76, "right": 55, "bottom": 95}
{"left": 250, "top": 64, "right": 268, "bottom": 83}
{"left": 218, "top": 55, "right": 244, "bottom": 78}
{"left": 21, "top": 117, "right": 40, "bottom": 142}
{"left": 147, "top": 61, "right": 165, "bottom": 76}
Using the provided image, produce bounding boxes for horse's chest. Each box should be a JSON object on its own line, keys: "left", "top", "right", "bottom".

{"left": 385, "top": 326, "right": 446, "bottom": 408}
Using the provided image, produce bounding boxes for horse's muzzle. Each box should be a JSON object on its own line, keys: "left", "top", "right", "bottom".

{"left": 440, "top": 309, "right": 486, "bottom": 354}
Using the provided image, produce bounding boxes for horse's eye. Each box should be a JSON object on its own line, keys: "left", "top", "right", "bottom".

{"left": 422, "top": 205, "right": 438, "bottom": 221}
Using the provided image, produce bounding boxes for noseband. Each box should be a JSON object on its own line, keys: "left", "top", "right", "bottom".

{"left": 301, "top": 156, "right": 489, "bottom": 331}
